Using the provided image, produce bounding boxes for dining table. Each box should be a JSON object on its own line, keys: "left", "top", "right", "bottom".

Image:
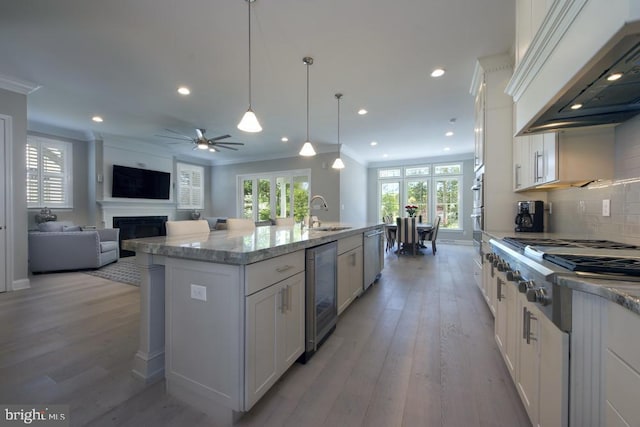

{"left": 384, "top": 221, "right": 433, "bottom": 253}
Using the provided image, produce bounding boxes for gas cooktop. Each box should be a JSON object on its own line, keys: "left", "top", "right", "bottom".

{"left": 502, "top": 237, "right": 640, "bottom": 250}
{"left": 501, "top": 237, "right": 640, "bottom": 277}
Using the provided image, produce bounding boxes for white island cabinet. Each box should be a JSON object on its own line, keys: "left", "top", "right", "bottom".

{"left": 337, "top": 234, "right": 363, "bottom": 315}
{"left": 122, "top": 222, "right": 385, "bottom": 425}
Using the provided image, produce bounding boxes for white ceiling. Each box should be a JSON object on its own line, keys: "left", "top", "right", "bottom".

{"left": 0, "top": 0, "right": 514, "bottom": 165}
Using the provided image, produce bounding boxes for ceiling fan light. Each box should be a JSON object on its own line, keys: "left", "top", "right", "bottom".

{"left": 299, "top": 141, "right": 316, "bottom": 156}
{"left": 237, "top": 108, "right": 262, "bottom": 133}
{"left": 332, "top": 157, "right": 345, "bottom": 169}
{"left": 209, "top": 147, "right": 217, "bottom": 152}
{"left": 197, "top": 142, "right": 209, "bottom": 150}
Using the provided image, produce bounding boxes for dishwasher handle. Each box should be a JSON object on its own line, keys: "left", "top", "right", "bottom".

{"left": 365, "top": 229, "right": 384, "bottom": 238}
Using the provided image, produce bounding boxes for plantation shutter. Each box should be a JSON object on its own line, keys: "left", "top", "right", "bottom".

{"left": 26, "top": 136, "right": 72, "bottom": 208}
{"left": 177, "top": 163, "right": 204, "bottom": 209}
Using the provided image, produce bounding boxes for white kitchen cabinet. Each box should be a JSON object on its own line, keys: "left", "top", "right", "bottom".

{"left": 337, "top": 234, "right": 363, "bottom": 315}
{"left": 514, "top": 127, "right": 614, "bottom": 191}
{"left": 514, "top": 293, "right": 569, "bottom": 427}
{"left": 605, "top": 301, "right": 640, "bottom": 427}
{"left": 515, "top": 294, "right": 540, "bottom": 425}
{"left": 473, "top": 79, "right": 485, "bottom": 171}
{"left": 245, "top": 271, "right": 305, "bottom": 409}
{"left": 495, "top": 273, "right": 518, "bottom": 381}
{"left": 515, "top": 0, "right": 554, "bottom": 67}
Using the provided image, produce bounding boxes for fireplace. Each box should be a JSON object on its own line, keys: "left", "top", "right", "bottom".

{"left": 113, "top": 216, "right": 167, "bottom": 257}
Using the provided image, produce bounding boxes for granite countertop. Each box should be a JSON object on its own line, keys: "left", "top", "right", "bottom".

{"left": 122, "top": 222, "right": 383, "bottom": 265}
{"left": 556, "top": 276, "right": 640, "bottom": 316}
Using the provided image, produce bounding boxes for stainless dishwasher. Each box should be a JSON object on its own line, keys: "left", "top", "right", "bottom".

{"left": 363, "top": 228, "right": 384, "bottom": 290}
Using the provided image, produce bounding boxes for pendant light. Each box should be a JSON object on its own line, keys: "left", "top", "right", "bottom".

{"left": 237, "top": 0, "right": 262, "bottom": 133}
{"left": 299, "top": 57, "right": 316, "bottom": 156}
{"left": 332, "top": 93, "right": 345, "bottom": 169}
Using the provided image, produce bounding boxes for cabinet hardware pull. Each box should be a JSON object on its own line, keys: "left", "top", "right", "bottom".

{"left": 276, "top": 265, "right": 293, "bottom": 273}
{"left": 515, "top": 164, "right": 521, "bottom": 188}
{"left": 527, "top": 311, "right": 537, "bottom": 344}
{"left": 280, "top": 288, "right": 286, "bottom": 313}
{"left": 523, "top": 307, "right": 528, "bottom": 340}
{"left": 496, "top": 278, "right": 503, "bottom": 302}
{"left": 287, "top": 285, "right": 292, "bottom": 312}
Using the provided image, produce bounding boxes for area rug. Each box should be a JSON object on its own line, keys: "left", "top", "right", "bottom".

{"left": 83, "top": 259, "right": 141, "bottom": 287}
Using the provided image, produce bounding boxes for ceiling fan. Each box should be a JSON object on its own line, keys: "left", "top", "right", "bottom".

{"left": 156, "top": 128, "right": 245, "bottom": 152}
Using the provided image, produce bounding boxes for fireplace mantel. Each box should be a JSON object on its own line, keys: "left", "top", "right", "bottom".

{"left": 98, "top": 199, "right": 176, "bottom": 229}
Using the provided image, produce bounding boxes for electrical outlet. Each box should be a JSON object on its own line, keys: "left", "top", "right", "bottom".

{"left": 190, "top": 284, "right": 207, "bottom": 301}
{"left": 579, "top": 200, "right": 586, "bottom": 213}
{"left": 602, "top": 199, "right": 611, "bottom": 217}
{"left": 548, "top": 202, "right": 552, "bottom": 215}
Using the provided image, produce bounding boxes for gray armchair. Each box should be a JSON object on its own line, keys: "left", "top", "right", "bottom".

{"left": 28, "top": 228, "right": 120, "bottom": 273}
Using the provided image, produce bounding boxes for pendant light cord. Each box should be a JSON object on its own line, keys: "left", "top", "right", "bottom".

{"left": 247, "top": 1, "right": 252, "bottom": 108}
{"left": 306, "top": 62, "right": 310, "bottom": 141}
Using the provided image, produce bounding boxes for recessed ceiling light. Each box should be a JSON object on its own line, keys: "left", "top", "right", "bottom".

{"left": 570, "top": 103, "right": 583, "bottom": 110}
{"left": 431, "top": 68, "right": 445, "bottom": 78}
{"left": 382, "top": 153, "right": 388, "bottom": 158}
{"left": 358, "top": 109, "right": 368, "bottom": 115}
{"left": 177, "top": 86, "right": 191, "bottom": 95}
{"left": 281, "top": 137, "right": 289, "bottom": 142}
{"left": 92, "top": 116, "right": 103, "bottom": 123}
{"left": 370, "top": 141, "right": 378, "bottom": 146}
{"left": 443, "top": 147, "right": 451, "bottom": 151}
{"left": 445, "top": 131, "right": 454, "bottom": 137}
{"left": 607, "top": 72, "right": 623, "bottom": 81}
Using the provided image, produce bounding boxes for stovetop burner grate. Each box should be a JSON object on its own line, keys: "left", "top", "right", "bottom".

{"left": 503, "top": 237, "right": 640, "bottom": 251}
{"left": 543, "top": 253, "right": 640, "bottom": 276}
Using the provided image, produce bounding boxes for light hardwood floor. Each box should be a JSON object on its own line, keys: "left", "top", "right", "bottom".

{"left": 0, "top": 244, "right": 531, "bottom": 426}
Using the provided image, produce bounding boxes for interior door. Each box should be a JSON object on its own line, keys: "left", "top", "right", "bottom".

{"left": 0, "top": 118, "right": 7, "bottom": 292}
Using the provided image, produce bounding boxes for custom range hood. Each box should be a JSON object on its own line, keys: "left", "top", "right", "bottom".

{"left": 507, "top": 0, "right": 640, "bottom": 135}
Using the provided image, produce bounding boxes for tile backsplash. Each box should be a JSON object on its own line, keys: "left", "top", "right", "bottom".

{"left": 547, "top": 116, "right": 640, "bottom": 245}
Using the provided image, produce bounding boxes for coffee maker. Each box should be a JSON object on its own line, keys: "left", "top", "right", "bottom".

{"left": 515, "top": 200, "right": 544, "bottom": 232}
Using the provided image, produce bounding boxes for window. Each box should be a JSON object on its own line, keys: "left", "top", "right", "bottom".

{"left": 377, "top": 162, "right": 463, "bottom": 230}
{"left": 26, "top": 135, "right": 73, "bottom": 208}
{"left": 176, "top": 163, "right": 204, "bottom": 210}
{"left": 238, "top": 170, "right": 310, "bottom": 222}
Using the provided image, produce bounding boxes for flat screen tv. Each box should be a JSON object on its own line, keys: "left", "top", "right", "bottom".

{"left": 111, "top": 165, "right": 171, "bottom": 200}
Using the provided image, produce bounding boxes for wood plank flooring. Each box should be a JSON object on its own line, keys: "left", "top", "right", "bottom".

{"left": 0, "top": 244, "right": 531, "bottom": 426}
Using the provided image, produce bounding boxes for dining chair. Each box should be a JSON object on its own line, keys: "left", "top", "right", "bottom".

{"left": 384, "top": 224, "right": 396, "bottom": 252}
{"left": 426, "top": 216, "right": 441, "bottom": 255}
{"left": 165, "top": 220, "right": 210, "bottom": 237}
{"left": 226, "top": 218, "right": 257, "bottom": 231}
{"left": 396, "top": 217, "right": 420, "bottom": 256}
{"left": 274, "top": 217, "right": 295, "bottom": 226}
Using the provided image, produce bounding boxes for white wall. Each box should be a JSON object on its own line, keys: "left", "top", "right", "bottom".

{"left": 339, "top": 153, "right": 367, "bottom": 223}
{"left": 0, "top": 88, "right": 28, "bottom": 288}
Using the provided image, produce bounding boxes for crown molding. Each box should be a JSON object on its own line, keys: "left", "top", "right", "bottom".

{"left": 0, "top": 73, "right": 41, "bottom": 95}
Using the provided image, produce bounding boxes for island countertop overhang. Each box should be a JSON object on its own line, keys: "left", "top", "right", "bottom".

{"left": 121, "top": 222, "right": 384, "bottom": 265}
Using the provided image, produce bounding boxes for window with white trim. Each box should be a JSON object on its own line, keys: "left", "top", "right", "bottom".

{"left": 177, "top": 162, "right": 204, "bottom": 209}
{"left": 26, "top": 135, "right": 73, "bottom": 208}
{"left": 377, "top": 162, "right": 463, "bottom": 230}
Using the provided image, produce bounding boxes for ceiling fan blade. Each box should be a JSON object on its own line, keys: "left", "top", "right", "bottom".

{"left": 212, "top": 142, "right": 245, "bottom": 146}
{"left": 212, "top": 144, "right": 239, "bottom": 151}
{"left": 155, "top": 134, "right": 192, "bottom": 141}
{"left": 208, "top": 134, "right": 232, "bottom": 142}
{"left": 164, "top": 128, "right": 191, "bottom": 138}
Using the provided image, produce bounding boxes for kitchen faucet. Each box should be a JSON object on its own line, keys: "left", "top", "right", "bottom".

{"left": 307, "top": 195, "right": 328, "bottom": 228}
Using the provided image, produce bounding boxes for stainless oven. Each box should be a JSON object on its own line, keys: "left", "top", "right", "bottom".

{"left": 471, "top": 172, "right": 484, "bottom": 253}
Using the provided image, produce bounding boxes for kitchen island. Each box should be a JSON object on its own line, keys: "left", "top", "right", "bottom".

{"left": 122, "top": 222, "right": 383, "bottom": 424}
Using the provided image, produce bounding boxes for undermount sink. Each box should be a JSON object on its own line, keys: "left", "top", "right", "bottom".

{"left": 311, "top": 226, "right": 352, "bottom": 232}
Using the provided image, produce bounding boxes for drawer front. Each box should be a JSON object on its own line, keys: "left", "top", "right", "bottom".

{"left": 245, "top": 251, "right": 305, "bottom": 295}
{"left": 606, "top": 349, "right": 640, "bottom": 426}
{"left": 337, "top": 234, "right": 362, "bottom": 255}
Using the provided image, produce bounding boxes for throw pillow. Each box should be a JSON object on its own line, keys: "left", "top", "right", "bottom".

{"left": 63, "top": 225, "right": 82, "bottom": 232}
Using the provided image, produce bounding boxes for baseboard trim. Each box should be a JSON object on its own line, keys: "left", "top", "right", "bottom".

{"left": 12, "top": 278, "right": 31, "bottom": 291}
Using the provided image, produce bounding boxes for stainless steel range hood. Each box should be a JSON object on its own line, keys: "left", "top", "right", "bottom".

{"left": 507, "top": 0, "right": 640, "bottom": 136}
{"left": 523, "top": 33, "right": 640, "bottom": 134}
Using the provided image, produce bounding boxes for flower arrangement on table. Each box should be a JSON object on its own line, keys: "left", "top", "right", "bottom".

{"left": 405, "top": 205, "right": 419, "bottom": 217}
